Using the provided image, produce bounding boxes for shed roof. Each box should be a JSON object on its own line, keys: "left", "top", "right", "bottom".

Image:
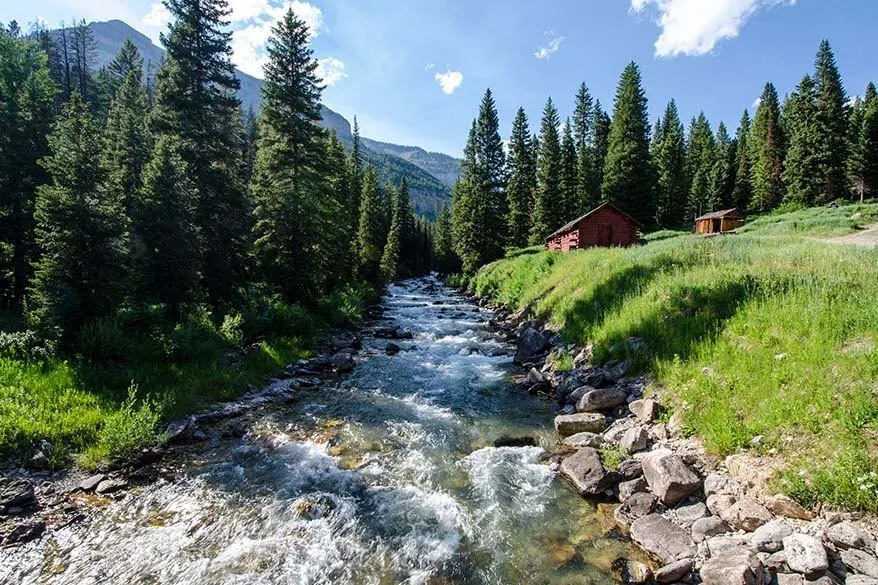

{"left": 694, "top": 208, "right": 743, "bottom": 221}
{"left": 545, "top": 202, "right": 642, "bottom": 240}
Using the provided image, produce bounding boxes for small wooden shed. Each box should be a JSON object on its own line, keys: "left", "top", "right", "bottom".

{"left": 694, "top": 208, "right": 745, "bottom": 234}
{"left": 545, "top": 202, "right": 642, "bottom": 252}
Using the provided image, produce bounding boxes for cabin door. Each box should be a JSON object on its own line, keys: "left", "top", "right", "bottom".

{"left": 598, "top": 224, "right": 613, "bottom": 246}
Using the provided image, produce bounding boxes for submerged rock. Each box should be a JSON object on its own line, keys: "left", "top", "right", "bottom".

{"left": 2, "top": 519, "right": 45, "bottom": 545}
{"left": 95, "top": 479, "right": 128, "bottom": 495}
{"left": 493, "top": 436, "right": 537, "bottom": 448}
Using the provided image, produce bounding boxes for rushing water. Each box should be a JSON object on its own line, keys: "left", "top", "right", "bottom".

{"left": 6, "top": 277, "right": 639, "bottom": 585}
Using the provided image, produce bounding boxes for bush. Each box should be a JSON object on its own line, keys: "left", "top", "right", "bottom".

{"left": 0, "top": 330, "right": 55, "bottom": 362}
{"left": 160, "top": 309, "right": 224, "bottom": 362}
{"left": 76, "top": 317, "right": 131, "bottom": 362}
{"left": 84, "top": 385, "right": 162, "bottom": 467}
{"left": 220, "top": 313, "right": 245, "bottom": 346}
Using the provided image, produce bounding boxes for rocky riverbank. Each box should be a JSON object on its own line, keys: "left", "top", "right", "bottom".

{"left": 482, "top": 295, "right": 878, "bottom": 585}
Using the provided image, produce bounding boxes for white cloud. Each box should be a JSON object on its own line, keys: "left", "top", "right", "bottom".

{"left": 434, "top": 70, "right": 464, "bottom": 95}
{"left": 424, "top": 63, "right": 435, "bottom": 71}
{"left": 231, "top": 21, "right": 275, "bottom": 77}
{"left": 143, "top": 2, "right": 171, "bottom": 28}
{"left": 316, "top": 57, "right": 347, "bottom": 87}
{"left": 535, "top": 31, "right": 564, "bottom": 60}
{"left": 631, "top": 0, "right": 797, "bottom": 58}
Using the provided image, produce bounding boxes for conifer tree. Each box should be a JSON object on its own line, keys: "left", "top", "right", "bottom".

{"left": 395, "top": 179, "right": 417, "bottom": 276}
{"left": 573, "top": 83, "right": 596, "bottom": 211}
{"left": 356, "top": 166, "right": 384, "bottom": 284}
{"left": 782, "top": 75, "right": 822, "bottom": 206}
{"left": 654, "top": 100, "right": 686, "bottom": 227}
{"left": 813, "top": 40, "right": 848, "bottom": 202}
{"left": 848, "top": 84, "right": 878, "bottom": 201}
{"left": 380, "top": 185, "right": 403, "bottom": 282}
{"left": 474, "top": 88, "right": 507, "bottom": 258}
{"left": 591, "top": 100, "right": 611, "bottom": 204}
{"left": 560, "top": 118, "right": 579, "bottom": 221}
{"left": 750, "top": 83, "right": 786, "bottom": 212}
{"left": 103, "top": 64, "right": 149, "bottom": 216}
{"left": 451, "top": 121, "right": 483, "bottom": 274}
{"left": 709, "top": 122, "right": 736, "bottom": 210}
{"left": 0, "top": 27, "right": 55, "bottom": 307}
{"left": 241, "top": 105, "right": 258, "bottom": 184}
{"left": 136, "top": 135, "right": 200, "bottom": 316}
{"left": 250, "top": 7, "right": 333, "bottom": 304}
{"left": 685, "top": 113, "right": 716, "bottom": 218}
{"left": 433, "top": 203, "right": 458, "bottom": 274}
{"left": 530, "top": 97, "right": 564, "bottom": 243}
{"left": 505, "top": 107, "right": 536, "bottom": 248}
{"left": 30, "top": 94, "right": 127, "bottom": 339}
{"left": 602, "top": 62, "right": 654, "bottom": 226}
{"left": 732, "top": 110, "right": 753, "bottom": 210}
{"left": 153, "top": 0, "right": 248, "bottom": 306}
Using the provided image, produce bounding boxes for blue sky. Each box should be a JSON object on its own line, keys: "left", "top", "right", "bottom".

{"left": 2, "top": 0, "right": 876, "bottom": 157}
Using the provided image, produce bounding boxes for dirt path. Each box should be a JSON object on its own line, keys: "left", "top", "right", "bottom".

{"left": 818, "top": 223, "right": 878, "bottom": 248}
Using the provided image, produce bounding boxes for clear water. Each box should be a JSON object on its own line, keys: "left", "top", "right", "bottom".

{"left": 4, "top": 277, "right": 637, "bottom": 585}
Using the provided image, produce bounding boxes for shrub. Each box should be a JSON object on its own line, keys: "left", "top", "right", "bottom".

{"left": 0, "top": 330, "right": 55, "bottom": 362}
{"left": 160, "top": 309, "right": 223, "bottom": 362}
{"left": 76, "top": 317, "right": 131, "bottom": 362}
{"left": 220, "top": 313, "right": 245, "bottom": 346}
{"left": 84, "top": 385, "right": 162, "bottom": 467}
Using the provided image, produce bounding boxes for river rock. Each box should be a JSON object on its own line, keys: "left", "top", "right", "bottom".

{"left": 0, "top": 480, "right": 35, "bottom": 508}
{"left": 826, "top": 522, "right": 874, "bottom": 551}
{"left": 526, "top": 368, "right": 546, "bottom": 385}
{"left": 841, "top": 549, "right": 878, "bottom": 578}
{"left": 629, "top": 398, "right": 660, "bottom": 423}
{"left": 620, "top": 426, "right": 649, "bottom": 454}
{"left": 493, "top": 435, "right": 537, "bottom": 448}
{"left": 751, "top": 520, "right": 794, "bottom": 553}
{"left": 765, "top": 494, "right": 813, "bottom": 521}
{"left": 705, "top": 473, "right": 739, "bottom": 497}
{"left": 563, "top": 432, "right": 605, "bottom": 448}
{"left": 654, "top": 558, "right": 693, "bottom": 583}
{"left": 559, "top": 448, "right": 620, "bottom": 496}
{"left": 672, "top": 501, "right": 709, "bottom": 527}
{"left": 576, "top": 387, "right": 628, "bottom": 412}
{"left": 629, "top": 513, "right": 697, "bottom": 563}
{"left": 2, "top": 519, "right": 45, "bottom": 545}
{"left": 165, "top": 417, "right": 196, "bottom": 444}
{"left": 95, "top": 479, "right": 128, "bottom": 495}
{"left": 394, "top": 328, "right": 413, "bottom": 339}
{"left": 77, "top": 474, "right": 107, "bottom": 493}
{"left": 330, "top": 352, "right": 355, "bottom": 372}
{"left": 847, "top": 576, "right": 878, "bottom": 585}
{"left": 763, "top": 550, "right": 788, "bottom": 572}
{"left": 642, "top": 450, "right": 701, "bottom": 506}
{"left": 776, "top": 574, "right": 805, "bottom": 585}
{"left": 554, "top": 413, "right": 608, "bottom": 436}
{"left": 692, "top": 516, "right": 730, "bottom": 542}
{"left": 784, "top": 533, "right": 829, "bottom": 574}
{"left": 700, "top": 549, "right": 765, "bottom": 585}
{"left": 385, "top": 343, "right": 400, "bottom": 355}
{"left": 617, "top": 458, "right": 643, "bottom": 480}
{"left": 719, "top": 496, "right": 773, "bottom": 532}
{"left": 626, "top": 560, "right": 653, "bottom": 584}
{"left": 515, "top": 327, "right": 549, "bottom": 364}
{"left": 619, "top": 477, "right": 648, "bottom": 501}
{"left": 615, "top": 492, "right": 659, "bottom": 529}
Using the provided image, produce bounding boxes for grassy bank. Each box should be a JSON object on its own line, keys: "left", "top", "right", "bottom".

{"left": 471, "top": 203, "right": 878, "bottom": 512}
{"left": 0, "top": 287, "right": 368, "bottom": 468}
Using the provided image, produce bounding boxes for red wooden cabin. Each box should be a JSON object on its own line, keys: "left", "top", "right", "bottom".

{"left": 693, "top": 208, "right": 745, "bottom": 234}
{"left": 545, "top": 203, "right": 642, "bottom": 252}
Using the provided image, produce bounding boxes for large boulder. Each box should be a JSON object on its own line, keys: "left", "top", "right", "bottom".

{"left": 620, "top": 426, "right": 649, "bottom": 454}
{"left": 554, "top": 413, "right": 608, "bottom": 436}
{"left": 841, "top": 549, "right": 878, "bottom": 579}
{"left": 629, "top": 398, "right": 660, "bottom": 423}
{"left": 692, "top": 516, "right": 731, "bottom": 542}
{"left": 718, "top": 496, "right": 773, "bottom": 532}
{"left": 700, "top": 548, "right": 765, "bottom": 585}
{"left": 783, "top": 533, "right": 829, "bottom": 574}
{"left": 615, "top": 492, "right": 659, "bottom": 529}
{"left": 826, "top": 522, "right": 874, "bottom": 552}
{"left": 515, "top": 327, "right": 549, "bottom": 364}
{"left": 0, "top": 480, "right": 35, "bottom": 508}
{"left": 576, "top": 387, "right": 628, "bottom": 412}
{"left": 629, "top": 513, "right": 697, "bottom": 563}
{"left": 765, "top": 493, "right": 813, "bottom": 520}
{"left": 562, "top": 432, "right": 605, "bottom": 448}
{"left": 751, "top": 520, "right": 793, "bottom": 553}
{"left": 641, "top": 450, "right": 701, "bottom": 506}
{"left": 559, "top": 448, "right": 620, "bottom": 496}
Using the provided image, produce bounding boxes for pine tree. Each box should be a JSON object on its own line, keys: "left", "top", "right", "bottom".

{"left": 30, "top": 94, "right": 127, "bottom": 339}
{"left": 136, "top": 136, "right": 200, "bottom": 316}
{"left": 103, "top": 64, "right": 149, "bottom": 217}
{"left": 654, "top": 100, "right": 686, "bottom": 227}
{"left": 109, "top": 39, "right": 143, "bottom": 83}
{"left": 69, "top": 20, "right": 95, "bottom": 103}
{"left": 685, "top": 113, "right": 716, "bottom": 218}
{"left": 591, "top": 100, "right": 611, "bottom": 204}
{"left": 395, "top": 179, "right": 417, "bottom": 277}
{"left": 0, "top": 27, "right": 55, "bottom": 307}
{"left": 782, "top": 75, "right": 822, "bottom": 206}
{"left": 573, "top": 82, "right": 596, "bottom": 211}
{"left": 451, "top": 121, "right": 482, "bottom": 274}
{"left": 750, "top": 83, "right": 786, "bottom": 212}
{"left": 560, "top": 118, "right": 579, "bottom": 221}
{"left": 249, "top": 7, "right": 335, "bottom": 304}
{"left": 732, "top": 110, "right": 753, "bottom": 210}
{"left": 848, "top": 84, "right": 878, "bottom": 201}
{"left": 505, "top": 107, "right": 536, "bottom": 248}
{"left": 241, "top": 105, "right": 258, "bottom": 184}
{"left": 709, "top": 122, "right": 736, "bottom": 210}
{"left": 530, "top": 97, "right": 564, "bottom": 243}
{"left": 356, "top": 166, "right": 384, "bottom": 284}
{"left": 813, "top": 40, "right": 849, "bottom": 202}
{"left": 153, "top": 0, "right": 248, "bottom": 306}
{"left": 433, "top": 203, "right": 458, "bottom": 273}
{"left": 602, "top": 62, "right": 654, "bottom": 226}
{"left": 380, "top": 185, "right": 403, "bottom": 282}
{"left": 474, "top": 88, "right": 507, "bottom": 258}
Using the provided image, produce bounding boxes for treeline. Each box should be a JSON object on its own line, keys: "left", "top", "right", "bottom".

{"left": 444, "top": 41, "right": 878, "bottom": 276}
{"left": 0, "top": 2, "right": 433, "bottom": 346}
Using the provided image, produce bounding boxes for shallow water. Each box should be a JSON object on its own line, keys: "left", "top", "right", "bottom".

{"left": 4, "top": 277, "right": 636, "bottom": 585}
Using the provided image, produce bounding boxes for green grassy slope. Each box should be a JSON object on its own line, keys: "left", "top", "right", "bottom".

{"left": 471, "top": 203, "right": 878, "bottom": 511}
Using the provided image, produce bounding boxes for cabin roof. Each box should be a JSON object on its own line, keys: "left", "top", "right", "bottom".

{"left": 545, "top": 202, "right": 642, "bottom": 241}
{"left": 694, "top": 208, "right": 743, "bottom": 221}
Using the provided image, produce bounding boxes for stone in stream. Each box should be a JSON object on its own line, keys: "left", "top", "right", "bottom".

{"left": 575, "top": 387, "right": 628, "bottom": 412}
{"left": 783, "top": 533, "right": 829, "bottom": 574}
{"left": 614, "top": 492, "right": 658, "bottom": 529}
{"left": 554, "top": 413, "right": 608, "bottom": 436}
{"left": 493, "top": 436, "right": 537, "bottom": 448}
{"left": 629, "top": 513, "right": 697, "bottom": 563}
{"left": 559, "top": 447, "right": 620, "bottom": 496}
{"left": 654, "top": 558, "right": 693, "bottom": 583}
{"left": 641, "top": 450, "right": 701, "bottom": 506}
{"left": 95, "top": 479, "right": 128, "bottom": 495}
{"left": 562, "top": 431, "right": 604, "bottom": 448}
{"left": 0, "top": 480, "right": 36, "bottom": 508}
{"left": 718, "top": 496, "right": 773, "bottom": 532}
{"left": 514, "top": 327, "right": 549, "bottom": 364}
{"left": 699, "top": 548, "right": 765, "bottom": 585}
{"left": 330, "top": 352, "right": 355, "bottom": 372}
{"left": 626, "top": 560, "right": 653, "bottom": 584}
{"left": 618, "top": 477, "right": 648, "bottom": 501}
{"left": 2, "top": 520, "right": 45, "bottom": 545}
{"left": 385, "top": 342, "right": 401, "bottom": 355}
{"left": 77, "top": 474, "right": 107, "bottom": 493}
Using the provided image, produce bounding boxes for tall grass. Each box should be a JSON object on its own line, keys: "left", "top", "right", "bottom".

{"left": 471, "top": 231, "right": 878, "bottom": 512}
